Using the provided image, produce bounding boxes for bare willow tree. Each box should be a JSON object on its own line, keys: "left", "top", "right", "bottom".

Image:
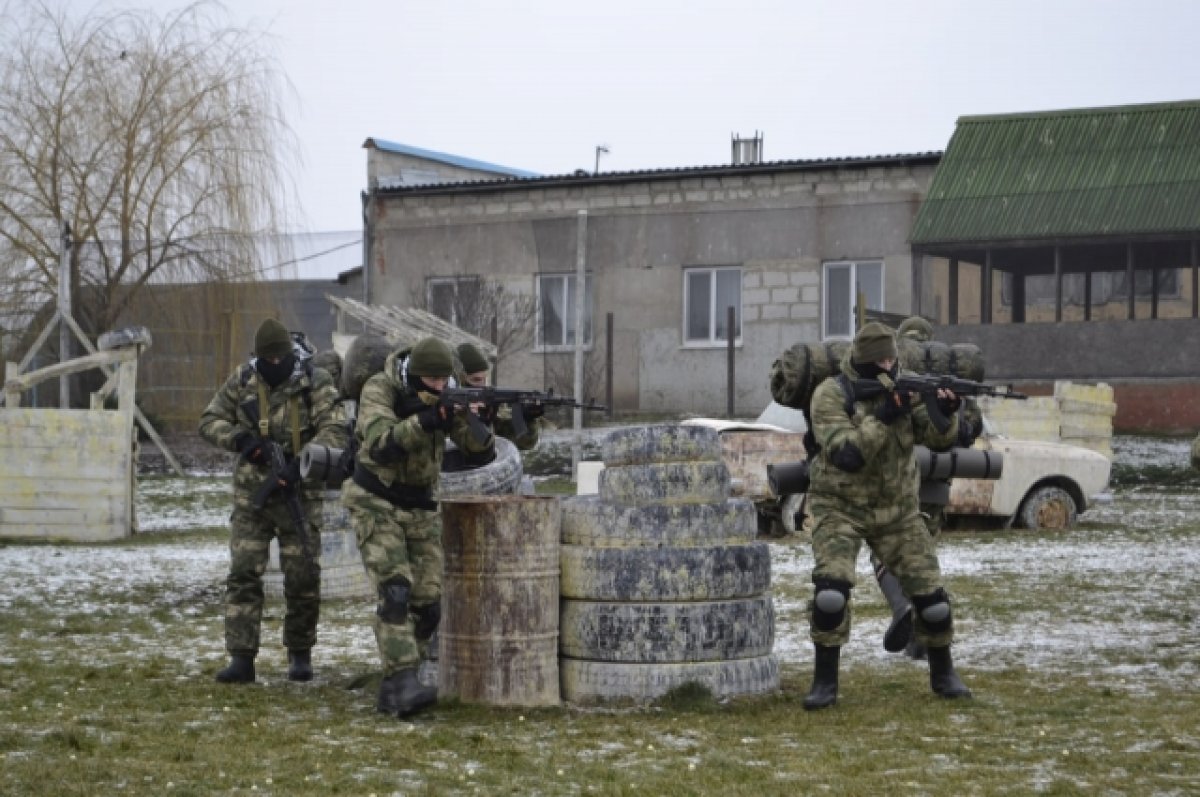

{"left": 0, "top": 0, "right": 297, "bottom": 346}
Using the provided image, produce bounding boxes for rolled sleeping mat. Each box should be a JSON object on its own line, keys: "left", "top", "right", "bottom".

{"left": 915, "top": 446, "right": 1003, "bottom": 481}
{"left": 767, "top": 460, "right": 810, "bottom": 497}
{"left": 300, "top": 442, "right": 350, "bottom": 489}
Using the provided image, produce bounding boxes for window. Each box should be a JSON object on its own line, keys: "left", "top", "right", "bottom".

{"left": 823, "top": 260, "right": 883, "bottom": 338}
{"left": 536, "top": 273, "right": 593, "bottom": 348}
{"left": 426, "top": 277, "right": 482, "bottom": 333}
{"left": 684, "top": 267, "right": 742, "bottom": 344}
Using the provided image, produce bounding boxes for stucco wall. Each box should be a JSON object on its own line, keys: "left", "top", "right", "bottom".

{"left": 366, "top": 162, "right": 935, "bottom": 416}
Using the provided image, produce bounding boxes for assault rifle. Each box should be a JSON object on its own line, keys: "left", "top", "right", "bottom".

{"left": 441, "top": 386, "right": 607, "bottom": 444}
{"left": 852, "top": 373, "right": 1027, "bottom": 434}
{"left": 242, "top": 399, "right": 318, "bottom": 578}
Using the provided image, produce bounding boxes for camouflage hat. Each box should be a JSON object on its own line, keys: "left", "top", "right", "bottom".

{"left": 851, "top": 322, "right": 898, "bottom": 365}
{"left": 407, "top": 337, "right": 455, "bottom": 377}
{"left": 456, "top": 343, "right": 489, "bottom": 375}
{"left": 254, "top": 318, "right": 292, "bottom": 361}
{"left": 897, "top": 316, "right": 934, "bottom": 342}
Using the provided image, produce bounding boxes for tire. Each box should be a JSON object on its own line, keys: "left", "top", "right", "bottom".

{"left": 560, "top": 655, "right": 780, "bottom": 703}
{"left": 560, "top": 496, "right": 757, "bottom": 548}
{"left": 437, "top": 437, "right": 524, "bottom": 498}
{"left": 559, "top": 596, "right": 775, "bottom": 663}
{"left": 602, "top": 424, "right": 723, "bottom": 467}
{"left": 599, "top": 461, "right": 730, "bottom": 506}
{"left": 559, "top": 542, "right": 771, "bottom": 601}
{"left": 1018, "top": 485, "right": 1077, "bottom": 530}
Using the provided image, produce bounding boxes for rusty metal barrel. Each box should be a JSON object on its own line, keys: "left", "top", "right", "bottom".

{"left": 439, "top": 495, "right": 561, "bottom": 707}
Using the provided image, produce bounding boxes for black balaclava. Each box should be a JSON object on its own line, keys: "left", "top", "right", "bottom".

{"left": 257, "top": 352, "right": 296, "bottom": 388}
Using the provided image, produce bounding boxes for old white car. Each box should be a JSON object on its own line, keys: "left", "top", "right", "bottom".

{"left": 946, "top": 433, "right": 1111, "bottom": 529}
{"left": 685, "top": 405, "right": 1113, "bottom": 532}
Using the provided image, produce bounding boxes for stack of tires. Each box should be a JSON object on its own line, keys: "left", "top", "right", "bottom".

{"left": 558, "top": 425, "right": 779, "bottom": 702}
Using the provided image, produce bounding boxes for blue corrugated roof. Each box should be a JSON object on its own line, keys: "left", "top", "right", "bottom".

{"left": 363, "top": 138, "right": 541, "bottom": 179}
{"left": 368, "top": 151, "right": 943, "bottom": 195}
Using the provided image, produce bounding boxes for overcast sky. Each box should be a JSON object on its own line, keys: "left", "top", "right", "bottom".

{"left": 54, "top": 0, "right": 1200, "bottom": 236}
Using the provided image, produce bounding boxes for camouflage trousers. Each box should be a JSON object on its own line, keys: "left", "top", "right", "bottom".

{"left": 868, "top": 499, "right": 945, "bottom": 571}
{"left": 808, "top": 494, "right": 953, "bottom": 649}
{"left": 224, "top": 495, "right": 323, "bottom": 656}
{"left": 342, "top": 481, "right": 443, "bottom": 676}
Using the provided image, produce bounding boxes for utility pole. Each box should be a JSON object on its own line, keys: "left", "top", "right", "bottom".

{"left": 58, "top": 222, "right": 72, "bottom": 408}
{"left": 594, "top": 145, "right": 609, "bottom": 175}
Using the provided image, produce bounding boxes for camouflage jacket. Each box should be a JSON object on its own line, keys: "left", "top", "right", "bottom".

{"left": 809, "top": 350, "right": 960, "bottom": 513}
{"left": 198, "top": 359, "right": 347, "bottom": 500}
{"left": 355, "top": 351, "right": 493, "bottom": 491}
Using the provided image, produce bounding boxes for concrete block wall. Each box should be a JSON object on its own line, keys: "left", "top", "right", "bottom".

{"left": 367, "top": 161, "right": 936, "bottom": 416}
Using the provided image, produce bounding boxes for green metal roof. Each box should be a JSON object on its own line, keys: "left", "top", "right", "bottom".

{"left": 911, "top": 100, "right": 1200, "bottom": 246}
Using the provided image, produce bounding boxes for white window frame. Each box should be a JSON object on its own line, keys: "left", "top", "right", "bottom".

{"left": 426, "top": 276, "right": 480, "bottom": 328}
{"left": 682, "top": 266, "right": 743, "bottom": 347}
{"left": 535, "top": 272, "right": 593, "bottom": 351}
{"left": 823, "top": 260, "right": 884, "bottom": 339}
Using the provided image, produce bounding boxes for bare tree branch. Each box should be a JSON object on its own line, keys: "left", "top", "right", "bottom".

{"left": 0, "top": 0, "right": 298, "bottom": 342}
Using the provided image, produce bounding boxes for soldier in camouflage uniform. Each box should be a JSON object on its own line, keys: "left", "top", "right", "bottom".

{"left": 874, "top": 316, "right": 984, "bottom": 660}
{"left": 341, "top": 337, "right": 494, "bottom": 719}
{"left": 198, "top": 319, "right": 347, "bottom": 684}
{"left": 803, "top": 322, "right": 972, "bottom": 710}
{"left": 450, "top": 342, "right": 544, "bottom": 459}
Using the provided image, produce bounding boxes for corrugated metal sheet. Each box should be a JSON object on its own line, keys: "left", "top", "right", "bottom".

{"left": 911, "top": 100, "right": 1200, "bottom": 245}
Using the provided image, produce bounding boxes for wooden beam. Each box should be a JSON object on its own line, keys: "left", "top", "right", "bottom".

{"left": 1054, "top": 246, "right": 1063, "bottom": 323}
{"left": 948, "top": 258, "right": 959, "bottom": 325}
{"left": 1126, "top": 243, "right": 1136, "bottom": 320}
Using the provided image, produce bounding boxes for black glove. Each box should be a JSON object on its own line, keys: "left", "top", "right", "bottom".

{"left": 474, "top": 402, "right": 495, "bottom": 424}
{"left": 519, "top": 400, "right": 546, "bottom": 420}
{"left": 937, "top": 393, "right": 962, "bottom": 417}
{"left": 235, "top": 432, "right": 265, "bottom": 464}
{"left": 279, "top": 458, "right": 302, "bottom": 488}
{"left": 875, "top": 391, "right": 911, "bottom": 425}
{"left": 416, "top": 398, "right": 455, "bottom": 433}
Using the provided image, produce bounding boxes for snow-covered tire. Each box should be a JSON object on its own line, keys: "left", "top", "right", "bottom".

{"left": 560, "top": 655, "right": 779, "bottom": 703}
{"left": 599, "top": 461, "right": 730, "bottom": 506}
{"left": 602, "top": 424, "right": 723, "bottom": 467}
{"left": 560, "top": 496, "right": 756, "bottom": 548}
{"left": 560, "top": 542, "right": 771, "bottom": 601}
{"left": 559, "top": 596, "right": 774, "bottom": 663}
{"left": 437, "top": 437, "right": 523, "bottom": 497}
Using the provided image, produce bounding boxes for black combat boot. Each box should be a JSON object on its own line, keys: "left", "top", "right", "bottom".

{"left": 215, "top": 654, "right": 256, "bottom": 684}
{"left": 803, "top": 644, "right": 840, "bottom": 711}
{"left": 875, "top": 565, "right": 913, "bottom": 653}
{"left": 287, "top": 650, "right": 313, "bottom": 682}
{"left": 376, "top": 668, "right": 437, "bottom": 718}
{"left": 928, "top": 645, "right": 971, "bottom": 699}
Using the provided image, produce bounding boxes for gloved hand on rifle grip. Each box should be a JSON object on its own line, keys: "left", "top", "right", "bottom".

{"left": 520, "top": 400, "right": 546, "bottom": 420}
{"left": 936, "top": 391, "right": 962, "bottom": 416}
{"left": 875, "top": 391, "right": 911, "bottom": 425}
{"left": 279, "top": 458, "right": 302, "bottom": 488}
{"left": 235, "top": 432, "right": 265, "bottom": 464}
{"left": 416, "top": 398, "right": 455, "bottom": 434}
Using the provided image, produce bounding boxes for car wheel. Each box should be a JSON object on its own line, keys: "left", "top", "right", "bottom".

{"left": 1018, "top": 485, "right": 1077, "bottom": 530}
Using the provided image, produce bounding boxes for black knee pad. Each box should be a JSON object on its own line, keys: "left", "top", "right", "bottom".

{"left": 377, "top": 576, "right": 412, "bottom": 624}
{"left": 412, "top": 601, "right": 441, "bottom": 641}
{"left": 812, "top": 578, "right": 852, "bottom": 631}
{"left": 912, "top": 588, "right": 953, "bottom": 634}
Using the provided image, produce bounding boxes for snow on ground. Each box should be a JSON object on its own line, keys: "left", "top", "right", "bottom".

{"left": 2, "top": 435, "right": 1198, "bottom": 690}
